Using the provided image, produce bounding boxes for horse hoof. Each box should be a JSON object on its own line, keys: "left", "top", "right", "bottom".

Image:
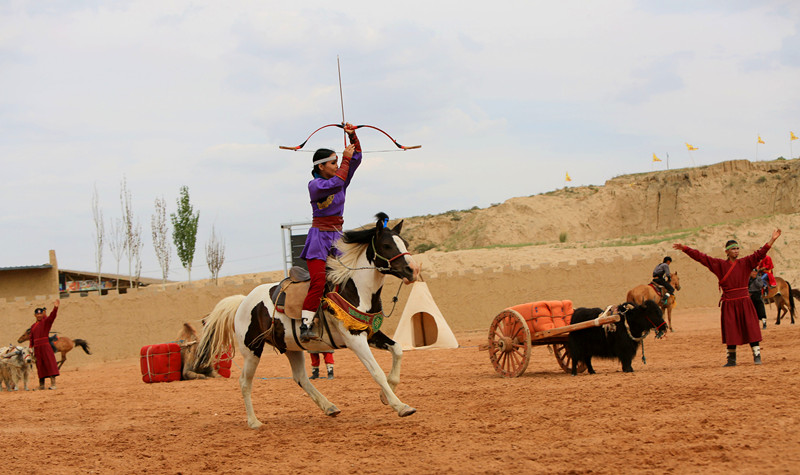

{"left": 380, "top": 391, "right": 389, "bottom": 405}
{"left": 326, "top": 405, "right": 341, "bottom": 417}
{"left": 398, "top": 405, "right": 416, "bottom": 417}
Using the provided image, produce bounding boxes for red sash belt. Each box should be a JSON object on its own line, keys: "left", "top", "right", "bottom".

{"left": 312, "top": 216, "right": 344, "bottom": 232}
{"left": 33, "top": 337, "right": 51, "bottom": 346}
{"left": 719, "top": 287, "right": 749, "bottom": 306}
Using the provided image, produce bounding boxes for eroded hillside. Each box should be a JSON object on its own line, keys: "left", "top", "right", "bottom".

{"left": 402, "top": 159, "right": 800, "bottom": 252}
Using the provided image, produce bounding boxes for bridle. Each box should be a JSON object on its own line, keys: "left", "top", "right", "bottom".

{"left": 371, "top": 238, "right": 411, "bottom": 267}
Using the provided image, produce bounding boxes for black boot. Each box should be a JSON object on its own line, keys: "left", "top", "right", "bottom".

{"left": 309, "top": 367, "right": 319, "bottom": 380}
{"left": 327, "top": 367, "right": 334, "bottom": 380}
{"left": 299, "top": 323, "right": 317, "bottom": 342}
{"left": 724, "top": 352, "right": 736, "bottom": 367}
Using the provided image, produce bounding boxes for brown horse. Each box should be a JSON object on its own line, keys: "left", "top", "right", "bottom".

{"left": 626, "top": 272, "right": 682, "bottom": 331}
{"left": 761, "top": 276, "right": 796, "bottom": 325}
{"left": 17, "top": 328, "right": 91, "bottom": 369}
{"left": 176, "top": 322, "right": 217, "bottom": 380}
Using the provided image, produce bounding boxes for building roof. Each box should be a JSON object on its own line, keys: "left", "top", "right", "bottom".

{"left": 59, "top": 269, "right": 166, "bottom": 285}
{"left": 0, "top": 264, "right": 53, "bottom": 272}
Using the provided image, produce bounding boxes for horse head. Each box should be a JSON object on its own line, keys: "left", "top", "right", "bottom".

{"left": 17, "top": 327, "right": 31, "bottom": 344}
{"left": 369, "top": 212, "right": 417, "bottom": 282}
{"left": 669, "top": 271, "right": 681, "bottom": 291}
{"left": 334, "top": 212, "right": 418, "bottom": 283}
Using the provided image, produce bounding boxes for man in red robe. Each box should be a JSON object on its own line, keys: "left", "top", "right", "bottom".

{"left": 30, "top": 299, "right": 61, "bottom": 390}
{"left": 673, "top": 229, "right": 781, "bottom": 367}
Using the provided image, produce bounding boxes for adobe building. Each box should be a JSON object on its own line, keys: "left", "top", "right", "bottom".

{"left": 0, "top": 250, "right": 159, "bottom": 301}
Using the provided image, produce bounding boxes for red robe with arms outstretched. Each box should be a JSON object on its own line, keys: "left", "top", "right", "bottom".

{"left": 680, "top": 244, "right": 770, "bottom": 345}
{"left": 30, "top": 307, "right": 60, "bottom": 378}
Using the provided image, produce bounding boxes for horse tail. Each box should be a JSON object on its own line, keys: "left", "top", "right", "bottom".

{"left": 73, "top": 339, "right": 91, "bottom": 355}
{"left": 787, "top": 281, "right": 796, "bottom": 314}
{"left": 193, "top": 295, "right": 246, "bottom": 373}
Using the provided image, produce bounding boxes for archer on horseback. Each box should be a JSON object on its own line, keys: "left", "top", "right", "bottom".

{"left": 652, "top": 256, "right": 675, "bottom": 304}
{"left": 299, "top": 122, "right": 361, "bottom": 342}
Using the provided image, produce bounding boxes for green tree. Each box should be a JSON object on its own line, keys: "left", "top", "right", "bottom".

{"left": 170, "top": 186, "right": 200, "bottom": 282}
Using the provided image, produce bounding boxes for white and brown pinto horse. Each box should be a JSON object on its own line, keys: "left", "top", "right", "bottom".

{"left": 192, "top": 213, "right": 418, "bottom": 429}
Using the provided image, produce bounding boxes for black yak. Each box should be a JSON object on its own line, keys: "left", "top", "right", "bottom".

{"left": 568, "top": 300, "right": 666, "bottom": 375}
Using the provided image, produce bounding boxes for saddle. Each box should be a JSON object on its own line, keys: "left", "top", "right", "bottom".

{"left": 48, "top": 334, "right": 58, "bottom": 353}
{"left": 269, "top": 266, "right": 311, "bottom": 319}
{"left": 648, "top": 281, "right": 669, "bottom": 304}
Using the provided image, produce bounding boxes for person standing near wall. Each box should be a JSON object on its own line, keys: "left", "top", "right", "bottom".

{"left": 673, "top": 229, "right": 781, "bottom": 367}
{"left": 30, "top": 299, "right": 61, "bottom": 389}
{"left": 749, "top": 269, "right": 768, "bottom": 330}
{"left": 309, "top": 351, "right": 334, "bottom": 380}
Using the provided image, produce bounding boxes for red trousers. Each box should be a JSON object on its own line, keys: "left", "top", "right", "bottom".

{"left": 302, "top": 259, "right": 327, "bottom": 312}
{"left": 310, "top": 352, "right": 334, "bottom": 367}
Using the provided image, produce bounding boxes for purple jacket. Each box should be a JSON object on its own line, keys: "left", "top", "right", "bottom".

{"left": 300, "top": 151, "right": 362, "bottom": 261}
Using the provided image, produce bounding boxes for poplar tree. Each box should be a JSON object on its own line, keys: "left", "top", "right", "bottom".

{"left": 170, "top": 186, "right": 200, "bottom": 283}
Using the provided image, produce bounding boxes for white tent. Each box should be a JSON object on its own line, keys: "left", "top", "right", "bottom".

{"left": 392, "top": 281, "right": 458, "bottom": 350}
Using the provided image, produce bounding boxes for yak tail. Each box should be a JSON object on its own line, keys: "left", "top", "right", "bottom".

{"left": 192, "top": 295, "right": 246, "bottom": 373}
{"left": 73, "top": 339, "right": 91, "bottom": 355}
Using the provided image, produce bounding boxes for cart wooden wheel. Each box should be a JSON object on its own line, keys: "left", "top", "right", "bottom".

{"left": 488, "top": 309, "right": 531, "bottom": 377}
{"left": 551, "top": 343, "right": 586, "bottom": 373}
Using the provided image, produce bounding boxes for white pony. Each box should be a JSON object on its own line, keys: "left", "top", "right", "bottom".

{"left": 193, "top": 213, "right": 418, "bottom": 428}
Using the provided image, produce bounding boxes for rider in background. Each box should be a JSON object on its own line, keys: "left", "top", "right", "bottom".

{"left": 652, "top": 256, "right": 675, "bottom": 302}
{"left": 299, "top": 123, "right": 361, "bottom": 342}
{"left": 757, "top": 254, "right": 778, "bottom": 295}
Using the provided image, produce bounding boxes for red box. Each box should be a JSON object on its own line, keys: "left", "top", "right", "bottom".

{"left": 215, "top": 351, "right": 232, "bottom": 378}
{"left": 140, "top": 343, "right": 182, "bottom": 383}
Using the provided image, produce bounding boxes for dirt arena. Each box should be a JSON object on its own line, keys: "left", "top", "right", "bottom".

{"left": 3, "top": 306, "right": 799, "bottom": 474}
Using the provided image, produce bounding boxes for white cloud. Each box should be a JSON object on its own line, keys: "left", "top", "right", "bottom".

{"left": 1, "top": 0, "right": 799, "bottom": 279}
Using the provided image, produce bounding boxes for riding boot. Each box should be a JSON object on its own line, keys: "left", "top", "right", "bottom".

{"left": 326, "top": 364, "right": 334, "bottom": 380}
{"left": 309, "top": 367, "right": 320, "bottom": 380}
{"left": 752, "top": 345, "right": 762, "bottom": 365}
{"left": 724, "top": 350, "right": 736, "bottom": 367}
{"left": 300, "top": 310, "right": 318, "bottom": 342}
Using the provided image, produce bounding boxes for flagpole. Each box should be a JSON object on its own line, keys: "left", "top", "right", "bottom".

{"left": 666, "top": 152, "right": 670, "bottom": 170}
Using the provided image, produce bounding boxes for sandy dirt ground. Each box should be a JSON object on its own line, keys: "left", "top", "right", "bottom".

{"left": 3, "top": 306, "right": 800, "bottom": 474}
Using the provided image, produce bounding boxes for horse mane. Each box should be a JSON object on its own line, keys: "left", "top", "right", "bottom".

{"left": 326, "top": 213, "right": 388, "bottom": 285}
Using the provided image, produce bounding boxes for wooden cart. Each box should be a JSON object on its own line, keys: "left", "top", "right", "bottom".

{"left": 481, "top": 300, "right": 619, "bottom": 378}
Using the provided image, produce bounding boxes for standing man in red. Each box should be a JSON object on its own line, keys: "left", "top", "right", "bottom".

{"left": 30, "top": 299, "right": 61, "bottom": 390}
{"left": 673, "top": 229, "right": 781, "bottom": 367}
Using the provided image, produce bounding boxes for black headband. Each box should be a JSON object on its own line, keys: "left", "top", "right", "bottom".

{"left": 34, "top": 307, "right": 46, "bottom": 314}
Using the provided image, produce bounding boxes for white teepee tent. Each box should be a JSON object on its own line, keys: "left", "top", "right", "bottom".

{"left": 392, "top": 281, "right": 458, "bottom": 350}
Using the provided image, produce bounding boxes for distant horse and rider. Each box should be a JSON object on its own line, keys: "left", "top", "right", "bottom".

{"left": 759, "top": 273, "right": 796, "bottom": 325}
{"left": 627, "top": 271, "right": 682, "bottom": 332}
{"left": 17, "top": 327, "right": 91, "bottom": 369}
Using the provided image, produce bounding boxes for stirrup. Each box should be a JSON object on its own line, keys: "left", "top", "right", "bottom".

{"left": 299, "top": 324, "right": 318, "bottom": 342}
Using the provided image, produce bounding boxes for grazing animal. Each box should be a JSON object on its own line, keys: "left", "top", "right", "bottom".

{"left": 0, "top": 345, "right": 35, "bottom": 391}
{"left": 568, "top": 300, "right": 667, "bottom": 375}
{"left": 191, "top": 213, "right": 418, "bottom": 429}
{"left": 761, "top": 276, "right": 796, "bottom": 325}
{"left": 177, "top": 322, "right": 217, "bottom": 380}
{"left": 17, "top": 328, "right": 91, "bottom": 369}
{"left": 627, "top": 272, "right": 681, "bottom": 331}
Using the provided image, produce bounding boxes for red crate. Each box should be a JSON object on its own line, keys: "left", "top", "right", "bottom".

{"left": 140, "top": 343, "right": 182, "bottom": 383}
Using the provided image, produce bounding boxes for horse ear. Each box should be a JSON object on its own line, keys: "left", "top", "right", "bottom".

{"left": 392, "top": 220, "right": 404, "bottom": 234}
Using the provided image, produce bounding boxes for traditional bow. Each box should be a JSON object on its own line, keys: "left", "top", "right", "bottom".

{"left": 279, "top": 123, "right": 421, "bottom": 152}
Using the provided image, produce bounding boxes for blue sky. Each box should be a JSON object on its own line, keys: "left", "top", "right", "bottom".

{"left": 2, "top": 0, "right": 799, "bottom": 281}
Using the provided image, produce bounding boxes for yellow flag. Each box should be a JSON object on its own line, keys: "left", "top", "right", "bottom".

{"left": 792, "top": 131, "right": 798, "bottom": 141}
{"left": 565, "top": 172, "right": 572, "bottom": 182}
{"left": 758, "top": 135, "right": 765, "bottom": 144}
{"left": 685, "top": 143, "right": 698, "bottom": 151}
{"left": 652, "top": 153, "right": 662, "bottom": 162}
